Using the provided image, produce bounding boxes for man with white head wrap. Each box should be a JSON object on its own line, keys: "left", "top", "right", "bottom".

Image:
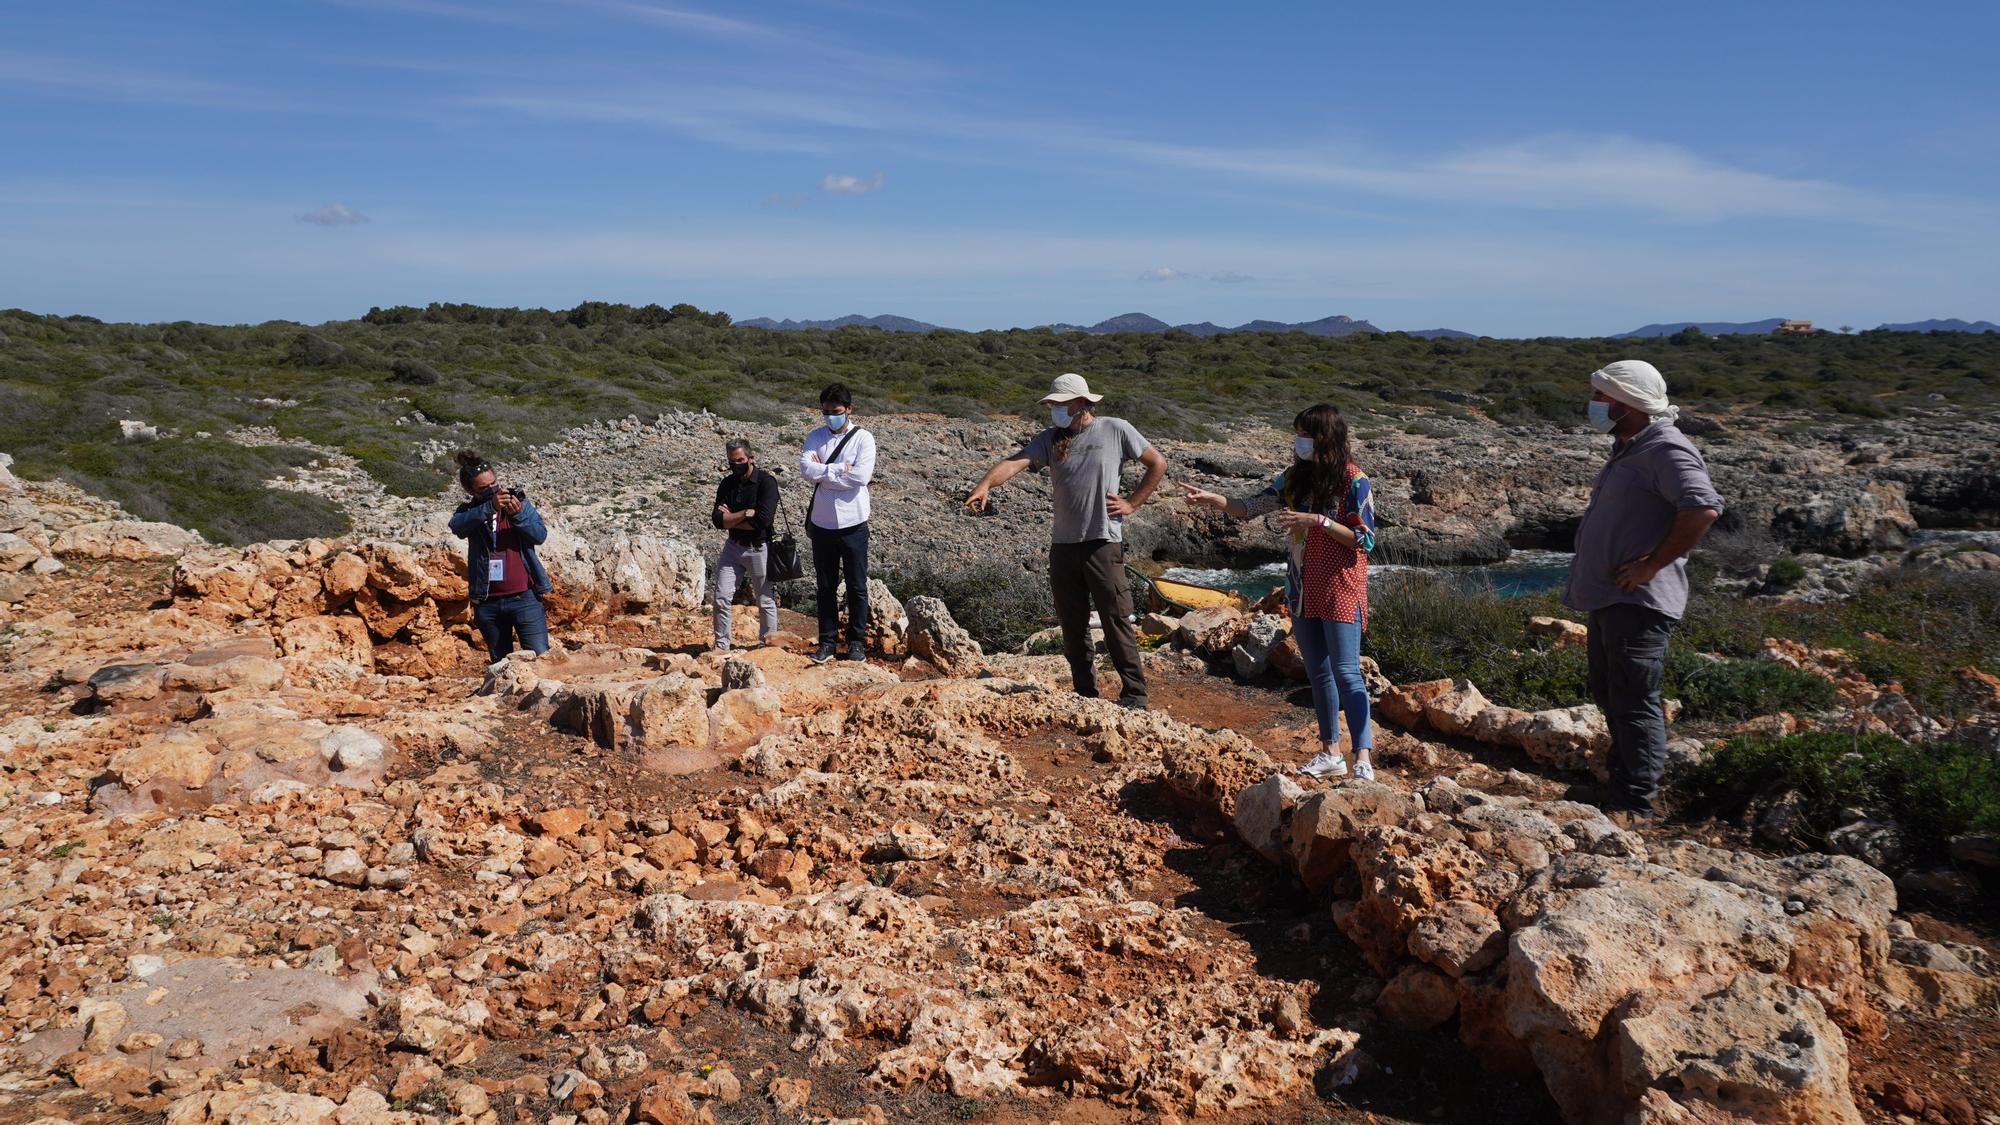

{"left": 1562, "top": 359, "right": 1724, "bottom": 826}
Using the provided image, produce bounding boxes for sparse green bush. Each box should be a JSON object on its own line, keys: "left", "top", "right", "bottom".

{"left": 1765, "top": 556, "right": 1807, "bottom": 586}
{"left": 1677, "top": 731, "right": 2000, "bottom": 858}
{"left": 881, "top": 560, "right": 1054, "bottom": 653}
{"left": 388, "top": 357, "right": 441, "bottom": 385}
{"left": 1369, "top": 575, "right": 1836, "bottom": 719}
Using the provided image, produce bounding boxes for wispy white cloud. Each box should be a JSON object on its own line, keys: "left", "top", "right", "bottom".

{"left": 298, "top": 202, "right": 370, "bottom": 226}
{"left": 761, "top": 192, "right": 805, "bottom": 210}
{"left": 1108, "top": 133, "right": 1953, "bottom": 227}
{"left": 820, "top": 173, "right": 885, "bottom": 194}
{"left": 1210, "top": 270, "right": 1254, "bottom": 283}
{"left": 0, "top": 49, "right": 270, "bottom": 110}
{"left": 1137, "top": 266, "right": 1187, "bottom": 282}
{"left": 317, "top": 0, "right": 542, "bottom": 25}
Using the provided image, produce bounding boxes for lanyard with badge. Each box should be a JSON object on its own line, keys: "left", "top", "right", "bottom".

{"left": 486, "top": 507, "right": 508, "bottom": 584}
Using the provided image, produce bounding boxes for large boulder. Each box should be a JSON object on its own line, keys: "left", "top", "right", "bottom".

{"left": 52, "top": 520, "right": 201, "bottom": 560}
{"left": 906, "top": 596, "right": 983, "bottom": 673}
{"left": 1286, "top": 781, "right": 1421, "bottom": 894}
{"left": 277, "top": 615, "right": 375, "bottom": 668}
{"left": 1173, "top": 605, "right": 1247, "bottom": 655}
{"left": 1502, "top": 705, "right": 1610, "bottom": 777}
{"left": 597, "top": 533, "right": 704, "bottom": 611}
{"left": 1617, "top": 973, "right": 1863, "bottom": 1125}
{"left": 1229, "top": 613, "right": 1289, "bottom": 679}
{"left": 1768, "top": 479, "right": 1916, "bottom": 558}
{"left": 836, "top": 577, "right": 907, "bottom": 656}
{"left": 0, "top": 531, "right": 40, "bottom": 572}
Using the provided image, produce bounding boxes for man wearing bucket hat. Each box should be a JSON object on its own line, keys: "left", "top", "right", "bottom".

{"left": 1563, "top": 359, "right": 1724, "bottom": 827}
{"left": 965, "top": 373, "right": 1167, "bottom": 708}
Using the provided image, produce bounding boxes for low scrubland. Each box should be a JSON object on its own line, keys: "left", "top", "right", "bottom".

{"left": 5, "top": 303, "right": 1998, "bottom": 544}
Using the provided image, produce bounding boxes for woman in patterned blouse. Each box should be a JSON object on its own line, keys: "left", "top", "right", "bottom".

{"left": 1183, "top": 404, "right": 1379, "bottom": 780}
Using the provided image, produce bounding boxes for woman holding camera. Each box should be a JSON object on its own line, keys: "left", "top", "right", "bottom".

{"left": 449, "top": 449, "right": 552, "bottom": 662}
{"left": 1182, "top": 404, "right": 1377, "bottom": 780}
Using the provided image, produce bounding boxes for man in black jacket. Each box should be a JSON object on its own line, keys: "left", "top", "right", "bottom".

{"left": 711, "top": 438, "right": 781, "bottom": 651}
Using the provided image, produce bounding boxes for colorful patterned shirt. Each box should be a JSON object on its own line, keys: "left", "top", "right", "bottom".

{"left": 1240, "top": 466, "right": 1376, "bottom": 625}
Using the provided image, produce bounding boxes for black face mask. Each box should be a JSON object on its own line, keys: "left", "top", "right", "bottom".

{"left": 730, "top": 461, "right": 751, "bottom": 476}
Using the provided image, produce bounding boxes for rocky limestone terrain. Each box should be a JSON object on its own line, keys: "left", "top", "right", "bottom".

{"left": 1, "top": 474, "right": 1997, "bottom": 1124}
{"left": 254, "top": 404, "right": 2000, "bottom": 582}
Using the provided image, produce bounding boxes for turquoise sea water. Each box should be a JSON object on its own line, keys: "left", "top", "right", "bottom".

{"left": 1160, "top": 550, "right": 1574, "bottom": 602}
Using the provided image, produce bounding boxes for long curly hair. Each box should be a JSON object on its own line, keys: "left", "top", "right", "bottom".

{"left": 1283, "top": 404, "right": 1352, "bottom": 515}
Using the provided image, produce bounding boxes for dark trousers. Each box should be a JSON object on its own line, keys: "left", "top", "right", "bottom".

{"left": 473, "top": 591, "right": 549, "bottom": 663}
{"left": 1050, "top": 539, "right": 1146, "bottom": 704}
{"left": 1587, "top": 602, "right": 1674, "bottom": 812}
{"left": 808, "top": 521, "right": 870, "bottom": 648}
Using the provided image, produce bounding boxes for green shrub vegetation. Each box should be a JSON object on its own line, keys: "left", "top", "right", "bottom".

{"left": 1360, "top": 568, "right": 1936, "bottom": 716}
{"left": 1679, "top": 731, "right": 2000, "bottom": 858}
{"left": 5, "top": 304, "right": 1998, "bottom": 544}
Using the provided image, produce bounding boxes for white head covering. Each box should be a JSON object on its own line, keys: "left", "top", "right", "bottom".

{"left": 1590, "top": 359, "right": 1679, "bottom": 424}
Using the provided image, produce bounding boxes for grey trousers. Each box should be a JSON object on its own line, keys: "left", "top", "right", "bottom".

{"left": 713, "top": 540, "right": 777, "bottom": 649}
{"left": 1587, "top": 602, "right": 1674, "bottom": 812}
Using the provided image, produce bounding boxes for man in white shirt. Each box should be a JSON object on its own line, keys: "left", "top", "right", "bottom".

{"left": 799, "top": 383, "right": 877, "bottom": 663}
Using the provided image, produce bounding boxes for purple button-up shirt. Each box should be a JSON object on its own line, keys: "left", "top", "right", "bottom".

{"left": 1562, "top": 422, "right": 1725, "bottom": 620}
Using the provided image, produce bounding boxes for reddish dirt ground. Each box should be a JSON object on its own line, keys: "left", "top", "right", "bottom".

{"left": 6, "top": 566, "right": 1994, "bottom": 1124}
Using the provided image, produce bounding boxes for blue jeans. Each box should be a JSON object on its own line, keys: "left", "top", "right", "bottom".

{"left": 473, "top": 591, "right": 549, "bottom": 663}
{"left": 1293, "top": 616, "right": 1371, "bottom": 750}
{"left": 808, "top": 521, "right": 869, "bottom": 648}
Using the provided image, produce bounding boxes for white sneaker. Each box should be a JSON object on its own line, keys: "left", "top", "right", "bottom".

{"left": 1352, "top": 759, "right": 1376, "bottom": 782}
{"left": 1298, "top": 751, "right": 1348, "bottom": 779}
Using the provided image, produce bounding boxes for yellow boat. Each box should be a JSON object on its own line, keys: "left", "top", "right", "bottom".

{"left": 1131, "top": 566, "right": 1248, "bottom": 614}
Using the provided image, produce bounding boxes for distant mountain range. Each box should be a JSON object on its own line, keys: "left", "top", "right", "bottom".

{"left": 1622, "top": 317, "right": 2000, "bottom": 337}
{"left": 738, "top": 311, "right": 1994, "bottom": 340}
{"left": 1619, "top": 319, "right": 1792, "bottom": 337}
{"left": 736, "top": 314, "right": 943, "bottom": 332}
{"left": 1877, "top": 318, "right": 2000, "bottom": 333}
{"left": 738, "top": 311, "right": 1487, "bottom": 337}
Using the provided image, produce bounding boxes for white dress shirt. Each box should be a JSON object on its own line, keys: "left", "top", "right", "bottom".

{"left": 799, "top": 424, "right": 876, "bottom": 530}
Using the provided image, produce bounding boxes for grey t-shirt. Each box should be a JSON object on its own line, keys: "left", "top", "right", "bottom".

{"left": 1017, "top": 416, "right": 1153, "bottom": 544}
{"left": 1562, "top": 422, "right": 1726, "bottom": 620}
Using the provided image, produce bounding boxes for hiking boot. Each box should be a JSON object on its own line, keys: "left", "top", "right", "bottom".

{"left": 840, "top": 643, "right": 866, "bottom": 662}
{"left": 1115, "top": 695, "right": 1147, "bottom": 711}
{"left": 1298, "top": 751, "right": 1348, "bottom": 779}
{"left": 811, "top": 644, "right": 836, "bottom": 665}
{"left": 1607, "top": 808, "right": 1655, "bottom": 830}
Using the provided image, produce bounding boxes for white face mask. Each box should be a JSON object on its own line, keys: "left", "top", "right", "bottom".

{"left": 1587, "top": 400, "right": 1616, "bottom": 433}
{"left": 1294, "top": 435, "right": 1315, "bottom": 460}
{"left": 1050, "top": 405, "right": 1073, "bottom": 427}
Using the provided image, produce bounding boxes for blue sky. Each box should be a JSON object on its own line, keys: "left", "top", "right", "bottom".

{"left": 2, "top": 0, "right": 1995, "bottom": 335}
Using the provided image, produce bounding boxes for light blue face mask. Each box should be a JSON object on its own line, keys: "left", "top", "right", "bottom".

{"left": 825, "top": 412, "right": 849, "bottom": 431}
{"left": 1050, "top": 405, "right": 1072, "bottom": 427}
{"left": 1294, "top": 435, "right": 1315, "bottom": 460}
{"left": 1587, "top": 400, "right": 1616, "bottom": 433}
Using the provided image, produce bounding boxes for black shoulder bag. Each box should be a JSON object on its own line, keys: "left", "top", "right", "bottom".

{"left": 769, "top": 427, "right": 859, "bottom": 583}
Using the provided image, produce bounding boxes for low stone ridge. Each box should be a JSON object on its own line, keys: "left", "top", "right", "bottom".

{"left": 1165, "top": 738, "right": 1997, "bottom": 1124}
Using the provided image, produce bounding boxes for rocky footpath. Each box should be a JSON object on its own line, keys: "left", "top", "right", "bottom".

{"left": 2, "top": 485, "right": 1997, "bottom": 1124}
{"left": 286, "top": 403, "right": 2000, "bottom": 579}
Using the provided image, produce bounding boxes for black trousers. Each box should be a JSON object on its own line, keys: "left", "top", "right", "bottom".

{"left": 808, "top": 521, "right": 870, "bottom": 648}
{"left": 1587, "top": 602, "right": 1674, "bottom": 812}
{"left": 1050, "top": 539, "right": 1146, "bottom": 704}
